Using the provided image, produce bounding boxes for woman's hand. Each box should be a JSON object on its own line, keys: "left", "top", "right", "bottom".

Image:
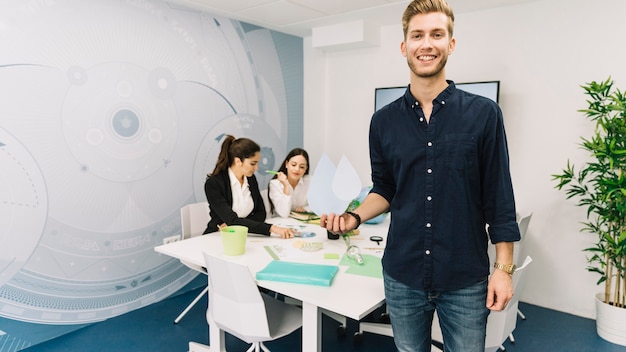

{"left": 270, "top": 225, "right": 296, "bottom": 239}
{"left": 294, "top": 206, "right": 306, "bottom": 213}
{"left": 277, "top": 172, "right": 292, "bottom": 196}
{"left": 277, "top": 171, "right": 288, "bottom": 184}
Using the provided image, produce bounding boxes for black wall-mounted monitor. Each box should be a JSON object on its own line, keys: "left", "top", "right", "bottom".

{"left": 374, "top": 80, "right": 500, "bottom": 112}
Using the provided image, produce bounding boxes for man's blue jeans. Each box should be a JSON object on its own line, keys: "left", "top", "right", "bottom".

{"left": 383, "top": 271, "right": 490, "bottom": 352}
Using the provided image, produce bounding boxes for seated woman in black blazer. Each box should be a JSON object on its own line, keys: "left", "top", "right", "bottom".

{"left": 203, "top": 135, "right": 295, "bottom": 238}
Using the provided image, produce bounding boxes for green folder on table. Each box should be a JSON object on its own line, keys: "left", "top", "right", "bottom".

{"left": 256, "top": 261, "right": 338, "bottom": 286}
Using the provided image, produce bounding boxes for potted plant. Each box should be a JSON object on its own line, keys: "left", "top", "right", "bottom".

{"left": 552, "top": 77, "right": 626, "bottom": 345}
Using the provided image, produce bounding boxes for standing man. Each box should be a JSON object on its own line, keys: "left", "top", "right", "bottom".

{"left": 321, "top": 0, "right": 520, "bottom": 351}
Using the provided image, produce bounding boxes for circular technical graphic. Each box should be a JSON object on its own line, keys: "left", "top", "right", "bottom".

{"left": 192, "top": 114, "right": 284, "bottom": 201}
{"left": 61, "top": 63, "right": 178, "bottom": 183}
{"left": 0, "top": 215, "right": 199, "bottom": 324}
{"left": 0, "top": 0, "right": 290, "bottom": 325}
{"left": 0, "top": 129, "right": 47, "bottom": 288}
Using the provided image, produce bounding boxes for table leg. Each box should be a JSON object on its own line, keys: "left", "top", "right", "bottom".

{"left": 301, "top": 301, "right": 321, "bottom": 352}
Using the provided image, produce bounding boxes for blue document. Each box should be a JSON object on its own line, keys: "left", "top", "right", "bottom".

{"left": 256, "top": 261, "right": 339, "bottom": 286}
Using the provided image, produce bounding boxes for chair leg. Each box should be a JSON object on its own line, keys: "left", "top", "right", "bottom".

{"left": 509, "top": 332, "right": 515, "bottom": 343}
{"left": 174, "top": 286, "right": 209, "bottom": 324}
{"left": 517, "top": 308, "right": 526, "bottom": 320}
{"left": 188, "top": 341, "right": 211, "bottom": 352}
{"left": 244, "top": 342, "right": 266, "bottom": 352}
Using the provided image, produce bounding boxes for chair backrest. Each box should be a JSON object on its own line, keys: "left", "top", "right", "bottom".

{"left": 513, "top": 212, "right": 533, "bottom": 266}
{"left": 485, "top": 255, "right": 533, "bottom": 352}
{"left": 517, "top": 213, "right": 533, "bottom": 240}
{"left": 203, "top": 252, "right": 271, "bottom": 342}
{"left": 181, "top": 202, "right": 210, "bottom": 239}
{"left": 512, "top": 255, "right": 533, "bottom": 303}
{"left": 260, "top": 190, "right": 272, "bottom": 219}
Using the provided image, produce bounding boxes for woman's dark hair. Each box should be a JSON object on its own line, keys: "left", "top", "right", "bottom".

{"left": 209, "top": 135, "right": 260, "bottom": 177}
{"left": 267, "top": 148, "right": 310, "bottom": 213}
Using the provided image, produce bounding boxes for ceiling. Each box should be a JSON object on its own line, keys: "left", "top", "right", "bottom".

{"left": 165, "top": 0, "right": 541, "bottom": 37}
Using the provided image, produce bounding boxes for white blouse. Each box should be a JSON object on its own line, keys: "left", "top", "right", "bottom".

{"left": 268, "top": 175, "right": 311, "bottom": 218}
{"left": 228, "top": 168, "right": 254, "bottom": 218}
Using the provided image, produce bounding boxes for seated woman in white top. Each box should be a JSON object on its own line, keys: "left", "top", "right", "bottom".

{"left": 268, "top": 148, "right": 311, "bottom": 218}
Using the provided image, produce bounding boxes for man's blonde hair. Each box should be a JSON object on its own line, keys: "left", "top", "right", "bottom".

{"left": 402, "top": 0, "right": 455, "bottom": 39}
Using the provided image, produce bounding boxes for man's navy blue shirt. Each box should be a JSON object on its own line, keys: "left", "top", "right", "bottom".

{"left": 370, "top": 81, "right": 520, "bottom": 291}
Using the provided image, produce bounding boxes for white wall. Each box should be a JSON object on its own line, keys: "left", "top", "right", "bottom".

{"left": 303, "top": 0, "right": 626, "bottom": 319}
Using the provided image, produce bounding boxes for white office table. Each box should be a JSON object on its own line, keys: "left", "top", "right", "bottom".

{"left": 154, "top": 217, "right": 389, "bottom": 352}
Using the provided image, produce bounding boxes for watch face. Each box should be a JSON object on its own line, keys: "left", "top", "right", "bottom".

{"left": 504, "top": 265, "right": 515, "bottom": 274}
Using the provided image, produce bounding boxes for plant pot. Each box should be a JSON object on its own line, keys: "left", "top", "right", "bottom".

{"left": 595, "top": 292, "right": 626, "bottom": 346}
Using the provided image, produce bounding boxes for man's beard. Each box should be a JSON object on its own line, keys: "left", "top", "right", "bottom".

{"left": 407, "top": 55, "right": 448, "bottom": 78}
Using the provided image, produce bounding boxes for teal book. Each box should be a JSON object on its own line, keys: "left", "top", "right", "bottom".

{"left": 256, "top": 261, "right": 338, "bottom": 286}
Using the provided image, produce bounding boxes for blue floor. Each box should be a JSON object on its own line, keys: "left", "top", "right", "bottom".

{"left": 17, "top": 286, "right": 626, "bottom": 352}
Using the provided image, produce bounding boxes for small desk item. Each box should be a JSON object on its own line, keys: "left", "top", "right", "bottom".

{"left": 340, "top": 254, "right": 383, "bottom": 279}
{"left": 294, "top": 231, "right": 316, "bottom": 238}
{"left": 369, "top": 235, "right": 383, "bottom": 245}
{"left": 256, "top": 261, "right": 338, "bottom": 286}
{"left": 289, "top": 211, "right": 320, "bottom": 221}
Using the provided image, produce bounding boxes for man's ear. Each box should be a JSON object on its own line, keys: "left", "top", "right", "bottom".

{"left": 400, "top": 40, "right": 407, "bottom": 58}
{"left": 448, "top": 37, "right": 456, "bottom": 54}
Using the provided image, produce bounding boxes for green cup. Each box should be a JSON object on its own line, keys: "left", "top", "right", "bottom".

{"left": 220, "top": 225, "right": 248, "bottom": 256}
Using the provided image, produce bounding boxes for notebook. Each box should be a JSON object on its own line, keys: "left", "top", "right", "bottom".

{"left": 256, "top": 260, "right": 338, "bottom": 286}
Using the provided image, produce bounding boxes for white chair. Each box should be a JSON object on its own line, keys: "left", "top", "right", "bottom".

{"left": 431, "top": 256, "right": 533, "bottom": 352}
{"left": 514, "top": 212, "right": 533, "bottom": 265}
{"left": 513, "top": 213, "right": 532, "bottom": 323}
{"left": 174, "top": 201, "right": 210, "bottom": 324}
{"left": 486, "top": 213, "right": 533, "bottom": 326}
{"left": 487, "top": 255, "right": 532, "bottom": 352}
{"left": 203, "top": 252, "right": 302, "bottom": 352}
{"left": 260, "top": 190, "right": 272, "bottom": 219}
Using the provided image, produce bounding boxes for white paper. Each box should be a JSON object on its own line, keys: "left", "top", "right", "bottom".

{"left": 308, "top": 153, "right": 362, "bottom": 216}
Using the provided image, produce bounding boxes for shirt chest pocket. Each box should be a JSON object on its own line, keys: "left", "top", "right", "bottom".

{"left": 444, "top": 134, "right": 477, "bottom": 170}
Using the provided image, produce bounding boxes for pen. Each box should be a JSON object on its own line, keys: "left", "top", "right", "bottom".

{"left": 265, "top": 170, "right": 279, "bottom": 175}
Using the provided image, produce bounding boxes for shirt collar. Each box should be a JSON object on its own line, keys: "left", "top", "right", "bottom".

{"left": 405, "top": 80, "right": 456, "bottom": 108}
{"left": 228, "top": 168, "right": 249, "bottom": 189}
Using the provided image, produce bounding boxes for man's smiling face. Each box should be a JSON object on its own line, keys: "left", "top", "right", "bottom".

{"left": 401, "top": 12, "right": 455, "bottom": 79}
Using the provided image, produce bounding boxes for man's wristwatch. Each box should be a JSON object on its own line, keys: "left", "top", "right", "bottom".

{"left": 493, "top": 262, "right": 516, "bottom": 276}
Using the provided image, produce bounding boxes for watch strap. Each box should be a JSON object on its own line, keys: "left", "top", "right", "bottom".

{"left": 493, "top": 262, "right": 516, "bottom": 275}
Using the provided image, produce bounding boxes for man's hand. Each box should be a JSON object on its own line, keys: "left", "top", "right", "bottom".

{"left": 486, "top": 269, "right": 514, "bottom": 311}
{"left": 319, "top": 213, "right": 355, "bottom": 235}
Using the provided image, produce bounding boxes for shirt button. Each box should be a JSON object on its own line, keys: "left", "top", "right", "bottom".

{"left": 426, "top": 223, "right": 431, "bottom": 228}
{"left": 427, "top": 168, "right": 432, "bottom": 174}
{"left": 427, "top": 141, "right": 433, "bottom": 147}
{"left": 427, "top": 196, "right": 432, "bottom": 201}
{"left": 419, "top": 117, "right": 424, "bottom": 122}
{"left": 441, "top": 101, "right": 446, "bottom": 105}
{"left": 425, "top": 250, "right": 431, "bottom": 255}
